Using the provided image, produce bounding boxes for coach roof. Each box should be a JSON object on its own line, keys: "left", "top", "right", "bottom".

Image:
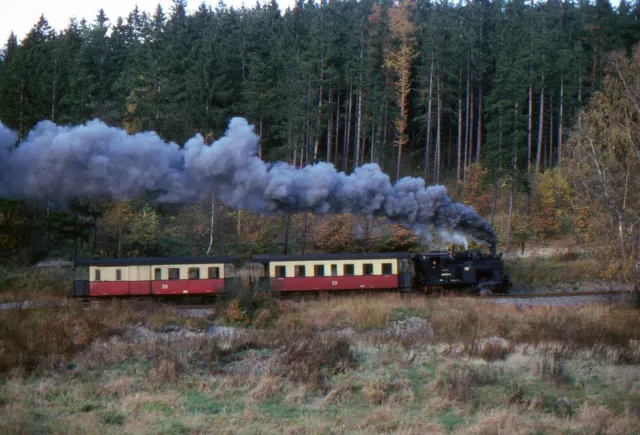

{"left": 74, "top": 256, "right": 240, "bottom": 267}
{"left": 251, "top": 252, "right": 412, "bottom": 263}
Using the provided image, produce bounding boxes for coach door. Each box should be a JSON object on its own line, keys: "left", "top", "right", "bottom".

{"left": 128, "top": 265, "right": 152, "bottom": 295}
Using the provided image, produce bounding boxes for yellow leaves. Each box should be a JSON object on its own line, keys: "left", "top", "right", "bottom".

{"left": 531, "top": 168, "right": 572, "bottom": 238}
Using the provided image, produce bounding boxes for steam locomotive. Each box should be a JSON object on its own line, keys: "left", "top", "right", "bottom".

{"left": 72, "top": 242, "right": 510, "bottom": 299}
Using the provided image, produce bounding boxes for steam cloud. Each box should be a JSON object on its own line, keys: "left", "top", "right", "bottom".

{"left": 0, "top": 118, "right": 495, "bottom": 243}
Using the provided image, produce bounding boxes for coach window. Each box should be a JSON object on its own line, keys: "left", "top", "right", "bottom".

{"left": 155, "top": 268, "right": 162, "bottom": 280}
{"left": 95, "top": 269, "right": 101, "bottom": 281}
{"left": 382, "top": 263, "right": 392, "bottom": 275}
{"left": 275, "top": 266, "right": 286, "bottom": 278}
{"left": 208, "top": 267, "right": 220, "bottom": 279}
{"left": 343, "top": 264, "right": 355, "bottom": 276}
{"left": 116, "top": 269, "right": 122, "bottom": 280}
{"left": 169, "top": 268, "right": 180, "bottom": 280}
{"left": 295, "top": 265, "right": 306, "bottom": 277}
{"left": 363, "top": 264, "right": 374, "bottom": 275}
{"left": 331, "top": 264, "right": 338, "bottom": 276}
{"left": 188, "top": 267, "right": 200, "bottom": 280}
{"left": 314, "top": 264, "right": 325, "bottom": 277}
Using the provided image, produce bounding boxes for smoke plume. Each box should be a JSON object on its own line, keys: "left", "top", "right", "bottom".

{"left": 0, "top": 117, "right": 495, "bottom": 243}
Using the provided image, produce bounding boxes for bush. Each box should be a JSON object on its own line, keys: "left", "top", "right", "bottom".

{"left": 276, "top": 330, "right": 357, "bottom": 388}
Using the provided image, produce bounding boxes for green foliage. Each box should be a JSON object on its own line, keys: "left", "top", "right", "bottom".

{"left": 122, "top": 203, "right": 161, "bottom": 257}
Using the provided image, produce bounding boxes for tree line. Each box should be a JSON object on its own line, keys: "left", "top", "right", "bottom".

{"left": 1, "top": 0, "right": 640, "bottom": 267}
{"left": 1, "top": 0, "right": 637, "bottom": 183}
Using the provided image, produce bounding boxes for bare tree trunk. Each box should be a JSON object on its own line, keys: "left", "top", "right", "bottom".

{"left": 334, "top": 92, "right": 340, "bottom": 166}
{"left": 534, "top": 86, "right": 545, "bottom": 188}
{"left": 548, "top": 94, "right": 553, "bottom": 169}
{"left": 354, "top": 30, "right": 363, "bottom": 169}
{"left": 490, "top": 117, "right": 502, "bottom": 228}
{"left": 618, "top": 214, "right": 626, "bottom": 256}
{"left": 237, "top": 209, "right": 241, "bottom": 237}
{"left": 289, "top": 124, "right": 296, "bottom": 165}
{"left": 314, "top": 8, "right": 325, "bottom": 162}
{"left": 457, "top": 70, "right": 463, "bottom": 191}
{"left": 343, "top": 85, "right": 353, "bottom": 172}
{"left": 527, "top": 81, "right": 533, "bottom": 179}
{"left": 578, "top": 70, "right": 582, "bottom": 107}
{"left": 505, "top": 104, "right": 518, "bottom": 254}
{"left": 327, "top": 89, "right": 333, "bottom": 163}
{"left": 370, "top": 126, "right": 375, "bottom": 163}
{"left": 557, "top": 74, "right": 564, "bottom": 166}
{"left": 469, "top": 88, "right": 474, "bottom": 167}
{"left": 476, "top": 86, "right": 482, "bottom": 163}
{"left": 206, "top": 195, "right": 215, "bottom": 255}
{"left": 464, "top": 58, "right": 471, "bottom": 172}
{"left": 354, "top": 86, "right": 362, "bottom": 168}
{"left": 51, "top": 59, "right": 57, "bottom": 122}
{"left": 435, "top": 79, "right": 443, "bottom": 184}
{"left": 424, "top": 53, "right": 434, "bottom": 182}
{"left": 304, "top": 73, "right": 312, "bottom": 165}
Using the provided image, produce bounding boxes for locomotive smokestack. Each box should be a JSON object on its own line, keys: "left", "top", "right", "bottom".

{"left": 0, "top": 118, "right": 495, "bottom": 243}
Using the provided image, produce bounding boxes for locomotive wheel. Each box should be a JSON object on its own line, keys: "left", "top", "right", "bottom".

{"left": 478, "top": 283, "right": 494, "bottom": 296}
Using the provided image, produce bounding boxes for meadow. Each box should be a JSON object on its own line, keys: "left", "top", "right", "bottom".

{"left": 0, "top": 294, "right": 638, "bottom": 434}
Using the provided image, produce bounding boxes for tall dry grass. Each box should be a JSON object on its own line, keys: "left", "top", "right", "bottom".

{"left": 276, "top": 294, "right": 640, "bottom": 361}
{"left": 0, "top": 301, "right": 162, "bottom": 374}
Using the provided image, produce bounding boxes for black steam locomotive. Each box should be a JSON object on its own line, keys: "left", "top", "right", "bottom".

{"left": 412, "top": 242, "right": 511, "bottom": 294}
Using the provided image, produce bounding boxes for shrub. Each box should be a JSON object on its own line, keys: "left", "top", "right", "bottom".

{"left": 276, "top": 330, "right": 357, "bottom": 388}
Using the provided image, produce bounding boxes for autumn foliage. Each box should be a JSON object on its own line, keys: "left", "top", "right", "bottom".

{"left": 531, "top": 169, "right": 572, "bottom": 238}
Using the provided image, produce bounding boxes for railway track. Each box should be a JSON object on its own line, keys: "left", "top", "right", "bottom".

{"left": 477, "top": 290, "right": 633, "bottom": 299}
{"left": 0, "top": 289, "right": 634, "bottom": 311}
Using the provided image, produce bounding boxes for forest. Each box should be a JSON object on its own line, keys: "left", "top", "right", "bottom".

{"left": 1, "top": 0, "right": 640, "bottom": 279}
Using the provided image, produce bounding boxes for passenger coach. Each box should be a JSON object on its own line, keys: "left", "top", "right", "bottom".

{"left": 251, "top": 252, "right": 413, "bottom": 293}
{"left": 73, "top": 256, "right": 240, "bottom": 298}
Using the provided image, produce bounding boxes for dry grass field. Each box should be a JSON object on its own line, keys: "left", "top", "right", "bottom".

{"left": 0, "top": 295, "right": 639, "bottom": 434}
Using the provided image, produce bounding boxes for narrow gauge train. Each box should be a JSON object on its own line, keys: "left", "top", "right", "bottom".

{"left": 72, "top": 256, "right": 240, "bottom": 299}
{"left": 72, "top": 244, "right": 509, "bottom": 299}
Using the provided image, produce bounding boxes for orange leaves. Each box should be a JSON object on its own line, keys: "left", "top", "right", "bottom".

{"left": 462, "top": 164, "right": 493, "bottom": 217}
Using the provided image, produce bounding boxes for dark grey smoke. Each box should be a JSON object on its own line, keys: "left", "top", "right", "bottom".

{"left": 0, "top": 118, "right": 495, "bottom": 243}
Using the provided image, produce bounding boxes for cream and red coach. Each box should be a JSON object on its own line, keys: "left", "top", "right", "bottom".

{"left": 72, "top": 256, "right": 240, "bottom": 298}
{"left": 251, "top": 252, "right": 413, "bottom": 292}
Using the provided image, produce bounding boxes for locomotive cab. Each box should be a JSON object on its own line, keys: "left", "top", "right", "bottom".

{"left": 413, "top": 243, "right": 510, "bottom": 295}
